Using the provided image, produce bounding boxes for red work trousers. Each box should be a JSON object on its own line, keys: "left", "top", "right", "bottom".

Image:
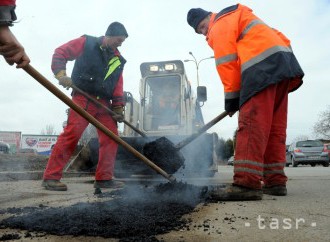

{"left": 43, "top": 94, "right": 118, "bottom": 181}
{"left": 234, "top": 80, "right": 290, "bottom": 189}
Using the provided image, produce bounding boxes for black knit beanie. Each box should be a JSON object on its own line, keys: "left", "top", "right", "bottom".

{"left": 105, "top": 22, "right": 128, "bottom": 37}
{"left": 187, "top": 8, "right": 211, "bottom": 32}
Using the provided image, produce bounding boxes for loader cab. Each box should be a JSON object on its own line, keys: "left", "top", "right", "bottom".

{"left": 143, "top": 74, "right": 181, "bottom": 131}
{"left": 139, "top": 60, "right": 202, "bottom": 136}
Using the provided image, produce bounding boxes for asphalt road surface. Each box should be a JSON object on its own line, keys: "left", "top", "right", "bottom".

{"left": 0, "top": 166, "right": 329, "bottom": 241}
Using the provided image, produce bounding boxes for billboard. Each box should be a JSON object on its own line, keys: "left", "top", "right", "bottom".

{"left": 0, "top": 131, "right": 21, "bottom": 153}
{"left": 21, "top": 135, "right": 58, "bottom": 155}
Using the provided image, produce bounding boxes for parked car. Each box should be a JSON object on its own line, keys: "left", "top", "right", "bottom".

{"left": 286, "top": 140, "right": 330, "bottom": 167}
{"left": 227, "top": 156, "right": 234, "bottom": 166}
{"left": 0, "top": 141, "right": 10, "bottom": 154}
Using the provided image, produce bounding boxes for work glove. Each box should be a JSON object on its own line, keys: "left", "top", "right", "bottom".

{"left": 112, "top": 105, "right": 124, "bottom": 123}
{"left": 55, "top": 70, "right": 72, "bottom": 90}
{"left": 225, "top": 97, "right": 239, "bottom": 117}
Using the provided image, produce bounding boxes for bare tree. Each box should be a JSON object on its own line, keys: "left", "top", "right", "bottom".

{"left": 291, "top": 135, "right": 309, "bottom": 143}
{"left": 41, "top": 124, "right": 57, "bottom": 135}
{"left": 313, "top": 106, "right": 330, "bottom": 139}
{"left": 224, "top": 139, "right": 234, "bottom": 160}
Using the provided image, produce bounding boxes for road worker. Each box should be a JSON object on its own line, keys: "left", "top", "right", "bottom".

{"left": 42, "top": 22, "right": 128, "bottom": 191}
{"left": 187, "top": 4, "right": 304, "bottom": 200}
{"left": 155, "top": 82, "right": 180, "bottom": 127}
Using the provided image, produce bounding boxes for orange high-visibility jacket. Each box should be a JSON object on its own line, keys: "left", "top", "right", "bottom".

{"left": 207, "top": 4, "right": 304, "bottom": 112}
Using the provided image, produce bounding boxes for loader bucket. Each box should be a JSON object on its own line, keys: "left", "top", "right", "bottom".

{"left": 69, "top": 133, "right": 217, "bottom": 178}
{"left": 142, "top": 137, "right": 185, "bottom": 174}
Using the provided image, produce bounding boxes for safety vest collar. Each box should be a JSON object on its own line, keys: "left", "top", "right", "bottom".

{"left": 214, "top": 4, "right": 239, "bottom": 22}
{"left": 211, "top": 4, "right": 255, "bottom": 26}
{"left": 207, "top": 4, "right": 239, "bottom": 40}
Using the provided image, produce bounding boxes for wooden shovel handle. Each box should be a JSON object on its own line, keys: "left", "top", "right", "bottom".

{"left": 175, "top": 111, "right": 228, "bottom": 150}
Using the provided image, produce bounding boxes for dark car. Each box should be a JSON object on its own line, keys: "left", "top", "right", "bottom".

{"left": 227, "top": 156, "right": 234, "bottom": 166}
{"left": 0, "top": 141, "right": 10, "bottom": 154}
{"left": 286, "top": 140, "right": 330, "bottom": 167}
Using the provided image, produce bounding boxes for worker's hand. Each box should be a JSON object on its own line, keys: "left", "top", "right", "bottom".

{"left": 58, "top": 76, "right": 72, "bottom": 90}
{"left": 225, "top": 98, "right": 239, "bottom": 116}
{"left": 0, "top": 26, "right": 30, "bottom": 68}
{"left": 112, "top": 106, "right": 124, "bottom": 122}
{"left": 55, "top": 70, "right": 72, "bottom": 90}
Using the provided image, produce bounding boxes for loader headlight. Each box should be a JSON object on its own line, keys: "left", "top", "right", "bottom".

{"left": 164, "top": 64, "right": 175, "bottom": 71}
{"left": 149, "top": 65, "right": 159, "bottom": 72}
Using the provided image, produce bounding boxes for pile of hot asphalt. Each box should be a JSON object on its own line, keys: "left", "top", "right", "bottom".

{"left": 0, "top": 182, "right": 215, "bottom": 241}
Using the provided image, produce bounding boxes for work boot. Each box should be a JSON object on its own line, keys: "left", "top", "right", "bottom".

{"left": 94, "top": 180, "right": 125, "bottom": 189}
{"left": 207, "top": 184, "right": 263, "bottom": 201}
{"left": 42, "top": 180, "right": 67, "bottom": 191}
{"left": 263, "top": 185, "right": 287, "bottom": 196}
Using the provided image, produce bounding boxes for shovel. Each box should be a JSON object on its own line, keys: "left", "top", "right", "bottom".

{"left": 22, "top": 64, "right": 176, "bottom": 183}
{"left": 143, "top": 111, "right": 228, "bottom": 172}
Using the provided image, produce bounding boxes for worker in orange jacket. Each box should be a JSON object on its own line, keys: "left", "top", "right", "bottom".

{"left": 187, "top": 4, "right": 304, "bottom": 200}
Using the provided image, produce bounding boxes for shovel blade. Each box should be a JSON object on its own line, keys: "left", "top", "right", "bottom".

{"left": 142, "top": 137, "right": 185, "bottom": 174}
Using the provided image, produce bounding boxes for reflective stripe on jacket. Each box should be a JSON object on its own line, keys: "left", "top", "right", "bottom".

{"left": 207, "top": 4, "right": 304, "bottom": 110}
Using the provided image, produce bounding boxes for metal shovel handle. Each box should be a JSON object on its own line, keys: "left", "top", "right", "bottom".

{"left": 175, "top": 111, "right": 228, "bottom": 150}
{"left": 71, "top": 85, "right": 147, "bottom": 138}
{"left": 22, "top": 64, "right": 175, "bottom": 182}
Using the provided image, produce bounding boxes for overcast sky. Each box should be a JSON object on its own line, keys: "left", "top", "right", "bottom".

{"left": 1, "top": 0, "right": 329, "bottom": 143}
